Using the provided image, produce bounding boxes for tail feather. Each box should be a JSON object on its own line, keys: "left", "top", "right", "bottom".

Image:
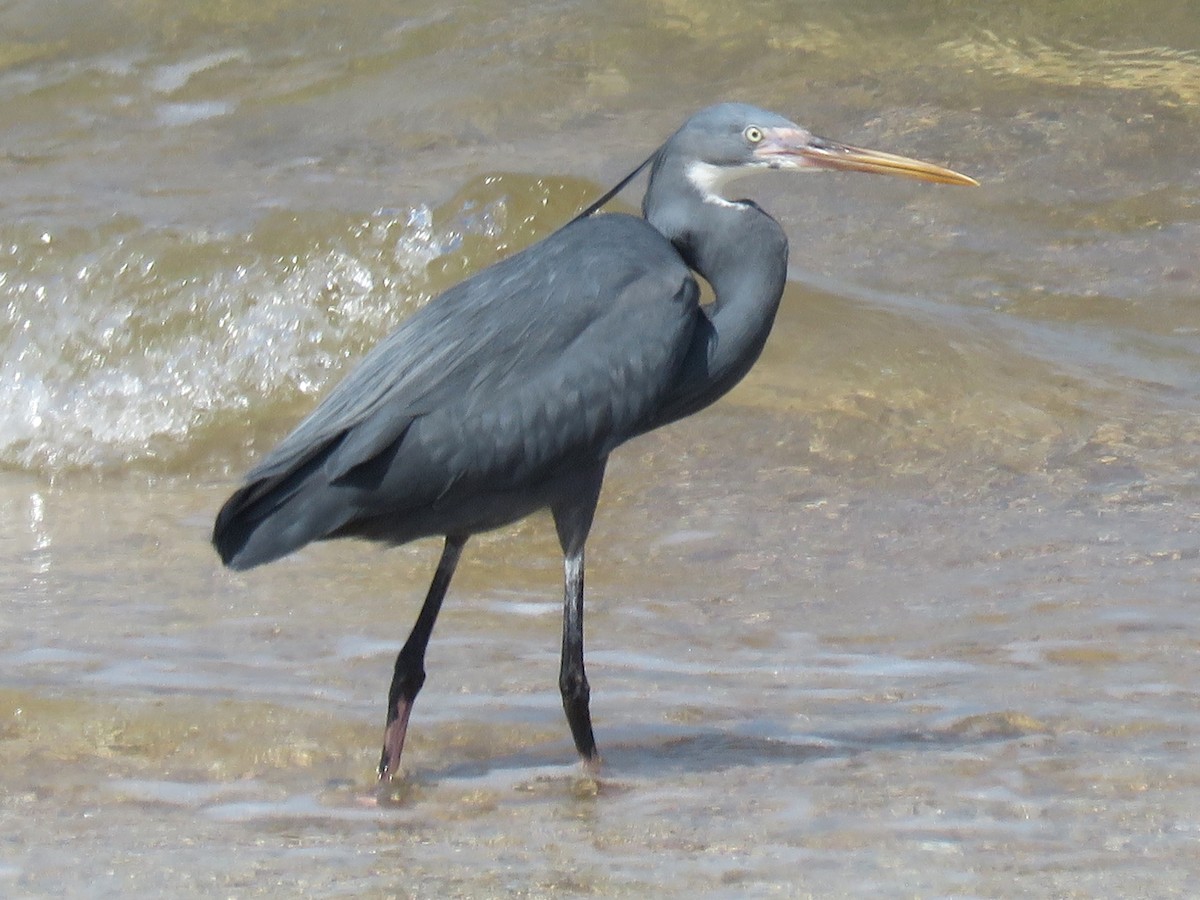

{"left": 213, "top": 442, "right": 355, "bottom": 570}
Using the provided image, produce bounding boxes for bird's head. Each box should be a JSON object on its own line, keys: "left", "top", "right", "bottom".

{"left": 668, "top": 102, "right": 977, "bottom": 203}
{"left": 573, "top": 103, "right": 976, "bottom": 226}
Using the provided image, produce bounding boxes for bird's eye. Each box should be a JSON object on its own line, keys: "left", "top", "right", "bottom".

{"left": 744, "top": 126, "right": 764, "bottom": 144}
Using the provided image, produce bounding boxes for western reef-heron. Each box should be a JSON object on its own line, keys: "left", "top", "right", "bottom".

{"left": 213, "top": 103, "right": 976, "bottom": 780}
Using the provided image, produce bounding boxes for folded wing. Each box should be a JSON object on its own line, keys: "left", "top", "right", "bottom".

{"left": 213, "top": 214, "right": 699, "bottom": 569}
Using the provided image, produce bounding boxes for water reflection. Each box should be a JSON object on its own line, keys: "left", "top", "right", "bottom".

{"left": 27, "top": 490, "right": 51, "bottom": 578}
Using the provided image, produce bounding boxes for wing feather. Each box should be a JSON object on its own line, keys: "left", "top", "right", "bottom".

{"left": 214, "top": 213, "right": 699, "bottom": 565}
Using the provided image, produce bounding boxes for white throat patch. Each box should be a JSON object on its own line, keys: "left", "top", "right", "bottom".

{"left": 685, "top": 161, "right": 745, "bottom": 208}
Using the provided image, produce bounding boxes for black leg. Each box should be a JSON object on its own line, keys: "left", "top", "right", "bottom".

{"left": 559, "top": 545, "right": 598, "bottom": 761}
{"left": 379, "top": 534, "right": 466, "bottom": 780}
{"left": 551, "top": 461, "right": 606, "bottom": 767}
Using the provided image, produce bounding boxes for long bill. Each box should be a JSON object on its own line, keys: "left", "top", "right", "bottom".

{"left": 759, "top": 130, "right": 979, "bottom": 186}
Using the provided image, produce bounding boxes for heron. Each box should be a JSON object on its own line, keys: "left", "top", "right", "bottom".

{"left": 213, "top": 102, "right": 976, "bottom": 780}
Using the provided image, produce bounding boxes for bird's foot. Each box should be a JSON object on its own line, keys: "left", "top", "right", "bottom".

{"left": 580, "top": 750, "right": 602, "bottom": 778}
{"left": 378, "top": 697, "right": 416, "bottom": 782}
{"left": 568, "top": 752, "right": 604, "bottom": 798}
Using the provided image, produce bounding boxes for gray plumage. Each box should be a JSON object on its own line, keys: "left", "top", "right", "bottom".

{"left": 211, "top": 102, "right": 974, "bottom": 780}
{"left": 214, "top": 214, "right": 698, "bottom": 567}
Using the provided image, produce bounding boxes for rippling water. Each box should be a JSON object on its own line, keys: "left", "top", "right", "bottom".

{"left": 2, "top": 1, "right": 1199, "bottom": 895}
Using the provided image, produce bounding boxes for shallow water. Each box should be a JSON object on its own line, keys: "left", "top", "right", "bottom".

{"left": 3, "top": 1, "right": 1200, "bottom": 896}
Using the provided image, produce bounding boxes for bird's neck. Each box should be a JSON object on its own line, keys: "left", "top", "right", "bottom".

{"left": 643, "top": 166, "right": 789, "bottom": 421}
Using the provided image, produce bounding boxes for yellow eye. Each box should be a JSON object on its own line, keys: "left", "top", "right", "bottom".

{"left": 744, "top": 126, "right": 764, "bottom": 144}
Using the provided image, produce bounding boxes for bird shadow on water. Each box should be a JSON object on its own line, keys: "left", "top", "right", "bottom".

{"left": 373, "top": 719, "right": 1041, "bottom": 808}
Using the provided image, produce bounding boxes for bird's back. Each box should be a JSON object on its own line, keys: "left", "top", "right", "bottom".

{"left": 213, "top": 213, "right": 700, "bottom": 569}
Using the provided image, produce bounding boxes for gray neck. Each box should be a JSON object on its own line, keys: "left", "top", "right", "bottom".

{"left": 642, "top": 157, "right": 789, "bottom": 424}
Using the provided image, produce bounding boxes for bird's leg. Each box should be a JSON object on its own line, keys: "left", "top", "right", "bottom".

{"left": 379, "top": 534, "right": 466, "bottom": 781}
{"left": 559, "top": 545, "right": 598, "bottom": 764}
{"left": 552, "top": 462, "right": 605, "bottom": 768}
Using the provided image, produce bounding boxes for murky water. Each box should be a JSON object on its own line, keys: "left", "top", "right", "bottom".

{"left": 3, "top": 1, "right": 1199, "bottom": 896}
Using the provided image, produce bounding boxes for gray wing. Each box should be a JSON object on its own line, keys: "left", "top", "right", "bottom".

{"left": 214, "top": 213, "right": 699, "bottom": 566}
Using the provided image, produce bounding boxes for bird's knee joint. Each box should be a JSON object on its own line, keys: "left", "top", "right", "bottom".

{"left": 390, "top": 666, "right": 427, "bottom": 703}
